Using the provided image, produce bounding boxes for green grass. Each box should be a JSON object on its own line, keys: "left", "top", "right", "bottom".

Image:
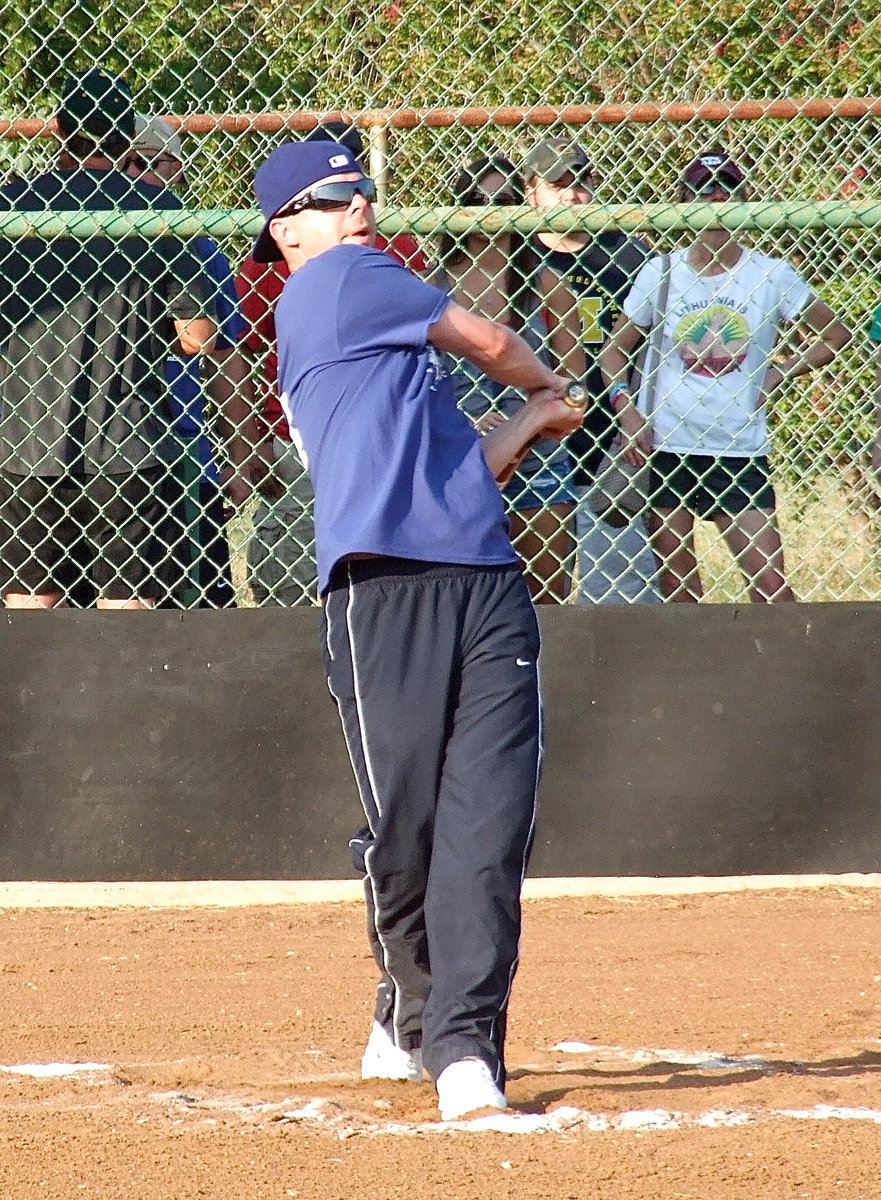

{"left": 224, "top": 473, "right": 881, "bottom": 607}
{"left": 697, "top": 476, "right": 881, "bottom": 603}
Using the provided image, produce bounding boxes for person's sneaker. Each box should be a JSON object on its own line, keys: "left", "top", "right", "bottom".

{"left": 436, "top": 1057, "right": 507, "bottom": 1121}
{"left": 360, "top": 1021, "right": 424, "bottom": 1081}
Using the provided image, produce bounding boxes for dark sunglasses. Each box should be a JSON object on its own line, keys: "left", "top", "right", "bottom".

{"left": 463, "top": 190, "right": 520, "bottom": 206}
{"left": 686, "top": 176, "right": 745, "bottom": 197}
{"left": 284, "top": 177, "right": 377, "bottom": 215}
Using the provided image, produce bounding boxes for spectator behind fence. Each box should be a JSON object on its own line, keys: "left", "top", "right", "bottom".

{"left": 601, "top": 150, "right": 851, "bottom": 602}
{"left": 0, "top": 70, "right": 216, "bottom": 609}
{"left": 437, "top": 156, "right": 585, "bottom": 603}
{"left": 523, "top": 137, "right": 661, "bottom": 604}
{"left": 236, "top": 121, "right": 427, "bottom": 606}
{"left": 128, "top": 113, "right": 260, "bottom": 607}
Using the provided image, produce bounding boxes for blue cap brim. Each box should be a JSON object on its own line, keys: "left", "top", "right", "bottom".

{"left": 252, "top": 219, "right": 284, "bottom": 264}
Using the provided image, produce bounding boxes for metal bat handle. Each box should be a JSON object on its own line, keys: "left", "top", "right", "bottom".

{"left": 564, "top": 382, "right": 587, "bottom": 408}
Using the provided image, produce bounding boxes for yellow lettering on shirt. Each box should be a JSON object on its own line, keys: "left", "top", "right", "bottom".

{"left": 578, "top": 296, "right": 604, "bottom": 344}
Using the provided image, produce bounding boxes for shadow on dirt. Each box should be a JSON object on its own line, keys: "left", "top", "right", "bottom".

{"left": 510, "top": 1049, "right": 881, "bottom": 1112}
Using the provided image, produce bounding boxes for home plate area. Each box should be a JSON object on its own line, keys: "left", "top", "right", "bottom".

{"left": 3, "top": 1042, "right": 881, "bottom": 1139}
{"left": 2, "top": 888, "right": 881, "bottom": 1198}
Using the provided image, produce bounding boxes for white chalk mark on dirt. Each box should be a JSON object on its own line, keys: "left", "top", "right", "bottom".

{"left": 0, "top": 1062, "right": 111, "bottom": 1078}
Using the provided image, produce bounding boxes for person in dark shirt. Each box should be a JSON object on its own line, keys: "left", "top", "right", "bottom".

{"left": 128, "top": 113, "right": 257, "bottom": 608}
{"left": 524, "top": 137, "right": 661, "bottom": 603}
{"left": 0, "top": 69, "right": 216, "bottom": 608}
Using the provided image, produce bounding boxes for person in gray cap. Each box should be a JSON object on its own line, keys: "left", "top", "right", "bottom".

{"left": 128, "top": 112, "right": 260, "bottom": 607}
{"left": 523, "top": 135, "right": 662, "bottom": 604}
{"left": 0, "top": 70, "right": 217, "bottom": 608}
{"left": 129, "top": 114, "right": 185, "bottom": 188}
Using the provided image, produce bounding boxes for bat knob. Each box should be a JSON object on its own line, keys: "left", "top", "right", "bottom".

{"left": 564, "top": 382, "right": 587, "bottom": 408}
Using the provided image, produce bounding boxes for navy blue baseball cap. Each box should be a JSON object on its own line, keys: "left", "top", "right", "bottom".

{"left": 56, "top": 69, "right": 135, "bottom": 150}
{"left": 252, "top": 140, "right": 362, "bottom": 263}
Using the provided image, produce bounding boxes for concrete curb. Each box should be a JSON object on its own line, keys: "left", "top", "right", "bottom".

{"left": 0, "top": 874, "right": 879, "bottom": 909}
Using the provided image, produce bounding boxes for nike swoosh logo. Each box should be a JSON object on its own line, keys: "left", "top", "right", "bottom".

{"left": 516, "top": 658, "right": 531, "bottom": 667}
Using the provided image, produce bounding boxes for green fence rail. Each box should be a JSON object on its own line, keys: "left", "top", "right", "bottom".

{"left": 6, "top": 202, "right": 881, "bottom": 239}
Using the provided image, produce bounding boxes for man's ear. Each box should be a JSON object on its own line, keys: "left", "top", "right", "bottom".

{"left": 270, "top": 216, "right": 300, "bottom": 251}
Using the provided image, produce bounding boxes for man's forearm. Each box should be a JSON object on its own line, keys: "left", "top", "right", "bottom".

{"left": 205, "top": 348, "right": 261, "bottom": 467}
{"left": 480, "top": 404, "right": 548, "bottom": 484}
{"left": 429, "top": 303, "right": 561, "bottom": 394}
{"left": 472, "top": 324, "right": 560, "bottom": 393}
{"left": 480, "top": 391, "right": 585, "bottom": 485}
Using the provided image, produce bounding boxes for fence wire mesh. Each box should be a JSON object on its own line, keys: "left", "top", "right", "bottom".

{"left": 1, "top": 2, "right": 881, "bottom": 606}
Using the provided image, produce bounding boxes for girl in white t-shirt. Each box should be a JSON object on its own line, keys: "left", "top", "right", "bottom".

{"left": 599, "top": 151, "right": 851, "bottom": 602}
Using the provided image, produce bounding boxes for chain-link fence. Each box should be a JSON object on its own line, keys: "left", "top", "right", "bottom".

{"left": 1, "top": 2, "right": 880, "bottom": 606}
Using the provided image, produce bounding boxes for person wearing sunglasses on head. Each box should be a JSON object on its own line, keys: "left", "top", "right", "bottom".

{"left": 601, "top": 150, "right": 851, "bottom": 603}
{"left": 523, "top": 136, "right": 662, "bottom": 606}
{"left": 436, "top": 156, "right": 585, "bottom": 604}
{"left": 236, "top": 123, "right": 427, "bottom": 609}
{"left": 250, "top": 140, "right": 584, "bottom": 1122}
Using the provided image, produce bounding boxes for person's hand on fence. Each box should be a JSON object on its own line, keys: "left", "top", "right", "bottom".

{"left": 218, "top": 464, "right": 253, "bottom": 512}
{"left": 618, "top": 407, "right": 653, "bottom": 466}
{"left": 245, "top": 436, "right": 286, "bottom": 501}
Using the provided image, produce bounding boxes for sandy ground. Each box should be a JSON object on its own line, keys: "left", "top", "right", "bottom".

{"left": 1, "top": 886, "right": 880, "bottom": 1199}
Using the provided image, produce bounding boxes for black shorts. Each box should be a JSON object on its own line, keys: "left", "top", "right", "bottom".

{"left": 648, "top": 451, "right": 776, "bottom": 517}
{"left": 0, "top": 468, "right": 165, "bottom": 599}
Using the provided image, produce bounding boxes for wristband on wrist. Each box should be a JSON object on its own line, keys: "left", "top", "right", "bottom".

{"left": 608, "top": 382, "right": 633, "bottom": 410}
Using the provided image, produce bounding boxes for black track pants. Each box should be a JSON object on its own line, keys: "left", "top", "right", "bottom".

{"left": 323, "top": 557, "right": 542, "bottom": 1087}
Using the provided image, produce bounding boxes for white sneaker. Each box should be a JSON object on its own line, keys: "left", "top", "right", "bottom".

{"left": 436, "top": 1057, "right": 507, "bottom": 1121}
{"left": 361, "top": 1021, "right": 424, "bottom": 1081}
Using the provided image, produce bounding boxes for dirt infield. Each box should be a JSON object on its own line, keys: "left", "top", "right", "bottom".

{"left": 1, "top": 886, "right": 880, "bottom": 1199}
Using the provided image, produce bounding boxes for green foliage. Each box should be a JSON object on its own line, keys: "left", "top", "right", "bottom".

{"left": 5, "top": 0, "right": 881, "bottom": 115}
{"left": 0, "top": 0, "right": 280, "bottom": 112}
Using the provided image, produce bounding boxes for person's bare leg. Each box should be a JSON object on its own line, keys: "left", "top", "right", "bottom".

{"left": 647, "top": 507, "right": 703, "bottom": 602}
{"left": 97, "top": 597, "right": 157, "bottom": 610}
{"left": 4, "top": 592, "right": 64, "bottom": 608}
{"left": 715, "top": 509, "right": 795, "bottom": 603}
{"left": 509, "top": 503, "right": 574, "bottom": 604}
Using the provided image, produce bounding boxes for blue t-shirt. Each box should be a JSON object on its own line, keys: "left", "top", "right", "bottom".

{"left": 166, "top": 237, "right": 248, "bottom": 482}
{"left": 275, "top": 245, "right": 516, "bottom": 593}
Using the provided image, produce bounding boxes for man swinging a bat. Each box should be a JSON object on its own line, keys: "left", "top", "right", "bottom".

{"left": 250, "top": 139, "right": 586, "bottom": 1122}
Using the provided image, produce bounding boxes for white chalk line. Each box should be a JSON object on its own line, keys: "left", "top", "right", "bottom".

{"left": 0, "top": 1062, "right": 111, "bottom": 1078}
{"left": 0, "top": 873, "right": 880, "bottom": 909}
{"left": 3, "top": 1044, "right": 881, "bottom": 1135}
{"left": 551, "top": 1041, "right": 773, "bottom": 1070}
{"left": 161, "top": 1095, "right": 881, "bottom": 1136}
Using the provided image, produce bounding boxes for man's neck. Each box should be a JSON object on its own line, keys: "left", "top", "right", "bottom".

{"left": 536, "top": 229, "right": 590, "bottom": 255}
{"left": 279, "top": 245, "right": 309, "bottom": 273}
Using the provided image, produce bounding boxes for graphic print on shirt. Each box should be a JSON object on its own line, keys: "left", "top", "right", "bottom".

{"left": 425, "top": 346, "right": 447, "bottom": 395}
{"left": 674, "top": 304, "right": 751, "bottom": 378}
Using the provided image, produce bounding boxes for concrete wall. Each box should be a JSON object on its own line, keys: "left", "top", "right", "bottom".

{"left": 0, "top": 605, "right": 878, "bottom": 880}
